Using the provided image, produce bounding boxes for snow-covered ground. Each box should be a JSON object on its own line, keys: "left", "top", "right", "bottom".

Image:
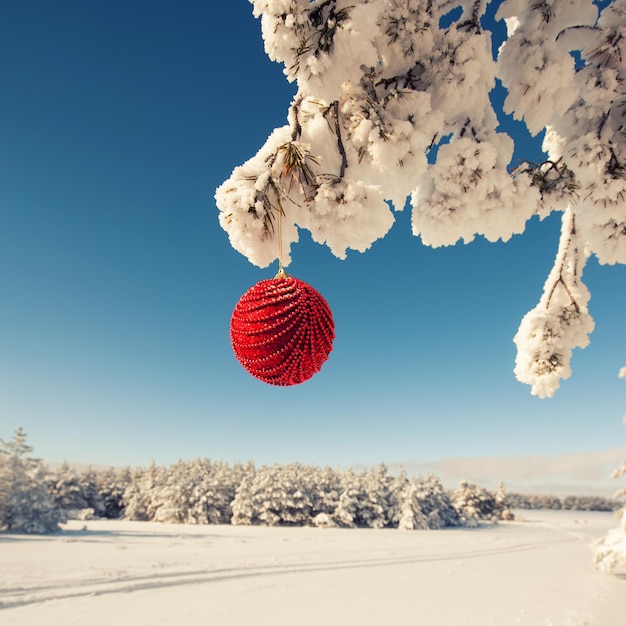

{"left": 1, "top": 510, "right": 624, "bottom": 625}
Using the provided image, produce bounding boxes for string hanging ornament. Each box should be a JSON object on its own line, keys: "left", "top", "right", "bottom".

{"left": 229, "top": 207, "right": 335, "bottom": 386}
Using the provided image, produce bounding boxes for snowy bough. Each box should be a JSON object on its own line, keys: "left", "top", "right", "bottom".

{"left": 215, "top": 0, "right": 626, "bottom": 398}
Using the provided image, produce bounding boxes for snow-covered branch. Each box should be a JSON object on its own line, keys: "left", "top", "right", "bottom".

{"left": 216, "top": 0, "right": 626, "bottom": 395}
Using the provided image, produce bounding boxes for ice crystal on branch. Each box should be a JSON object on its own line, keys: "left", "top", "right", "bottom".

{"left": 216, "top": 0, "right": 626, "bottom": 395}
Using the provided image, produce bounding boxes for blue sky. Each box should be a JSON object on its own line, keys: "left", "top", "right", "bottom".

{"left": 1, "top": 1, "right": 624, "bottom": 493}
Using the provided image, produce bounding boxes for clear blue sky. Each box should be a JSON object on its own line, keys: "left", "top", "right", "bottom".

{"left": 1, "top": 1, "right": 624, "bottom": 490}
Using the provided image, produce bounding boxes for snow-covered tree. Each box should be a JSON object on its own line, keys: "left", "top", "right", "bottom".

{"left": 332, "top": 466, "right": 391, "bottom": 528}
{"left": 46, "top": 463, "right": 107, "bottom": 520}
{"left": 309, "top": 465, "right": 342, "bottom": 525}
{"left": 506, "top": 492, "right": 563, "bottom": 510}
{"left": 398, "top": 474, "right": 461, "bottom": 529}
{"left": 230, "top": 464, "right": 258, "bottom": 525}
{"left": 122, "top": 462, "right": 167, "bottom": 521}
{"left": 452, "top": 479, "right": 505, "bottom": 526}
{"left": 386, "top": 466, "right": 410, "bottom": 527}
{"left": 562, "top": 494, "right": 619, "bottom": 511}
{"left": 187, "top": 460, "right": 245, "bottom": 525}
{"left": 332, "top": 469, "right": 371, "bottom": 528}
{"left": 96, "top": 466, "right": 131, "bottom": 519}
{"left": 230, "top": 463, "right": 316, "bottom": 526}
{"left": 150, "top": 460, "right": 200, "bottom": 524}
{"left": 146, "top": 459, "right": 242, "bottom": 525}
{"left": 0, "top": 429, "right": 65, "bottom": 534}
{"left": 362, "top": 463, "right": 396, "bottom": 526}
{"left": 48, "top": 462, "right": 96, "bottom": 518}
{"left": 494, "top": 481, "right": 515, "bottom": 520}
{"left": 121, "top": 460, "right": 229, "bottom": 524}
{"left": 593, "top": 366, "right": 626, "bottom": 573}
{"left": 216, "top": 0, "right": 626, "bottom": 398}
{"left": 78, "top": 467, "right": 107, "bottom": 519}
{"left": 398, "top": 479, "right": 430, "bottom": 530}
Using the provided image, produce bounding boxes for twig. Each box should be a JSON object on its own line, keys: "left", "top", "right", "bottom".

{"left": 325, "top": 100, "right": 348, "bottom": 179}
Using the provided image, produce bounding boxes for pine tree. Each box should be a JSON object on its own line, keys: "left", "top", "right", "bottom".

{"left": 333, "top": 467, "right": 390, "bottom": 528}
{"left": 494, "top": 481, "right": 515, "bottom": 521}
{"left": 0, "top": 428, "right": 65, "bottom": 533}
{"left": 97, "top": 466, "right": 131, "bottom": 519}
{"left": 398, "top": 479, "right": 430, "bottom": 530}
{"left": 332, "top": 469, "right": 366, "bottom": 528}
{"left": 48, "top": 461, "right": 90, "bottom": 515}
{"left": 79, "top": 467, "right": 106, "bottom": 518}
{"left": 188, "top": 460, "right": 241, "bottom": 525}
{"left": 387, "top": 467, "right": 409, "bottom": 528}
{"left": 230, "top": 464, "right": 257, "bottom": 525}
{"left": 151, "top": 460, "right": 197, "bottom": 524}
{"left": 310, "top": 465, "right": 342, "bottom": 525}
{"left": 452, "top": 480, "right": 499, "bottom": 527}
{"left": 122, "top": 462, "right": 166, "bottom": 521}
{"left": 398, "top": 474, "right": 460, "bottom": 530}
{"left": 420, "top": 474, "right": 462, "bottom": 528}
{"left": 230, "top": 463, "right": 316, "bottom": 526}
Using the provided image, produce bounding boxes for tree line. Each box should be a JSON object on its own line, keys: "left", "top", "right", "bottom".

{"left": 0, "top": 429, "right": 619, "bottom": 534}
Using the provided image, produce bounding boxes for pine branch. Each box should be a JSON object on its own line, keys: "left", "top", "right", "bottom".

{"left": 555, "top": 24, "right": 599, "bottom": 43}
{"left": 544, "top": 213, "right": 581, "bottom": 313}
{"left": 459, "top": 118, "right": 479, "bottom": 141}
{"left": 309, "top": 1, "right": 353, "bottom": 57}
{"left": 532, "top": 0, "right": 555, "bottom": 24}
{"left": 324, "top": 100, "right": 348, "bottom": 179}
{"left": 512, "top": 159, "right": 579, "bottom": 200}
{"left": 458, "top": 0, "right": 483, "bottom": 34}
{"left": 290, "top": 97, "right": 304, "bottom": 142}
{"left": 587, "top": 29, "right": 624, "bottom": 68}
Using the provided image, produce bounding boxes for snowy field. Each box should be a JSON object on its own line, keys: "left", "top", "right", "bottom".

{"left": 1, "top": 510, "right": 624, "bottom": 626}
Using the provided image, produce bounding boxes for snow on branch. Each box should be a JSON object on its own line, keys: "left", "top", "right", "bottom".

{"left": 513, "top": 208, "right": 595, "bottom": 397}
{"left": 216, "top": 0, "right": 626, "bottom": 395}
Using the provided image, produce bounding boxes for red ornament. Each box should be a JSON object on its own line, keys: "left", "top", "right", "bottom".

{"left": 230, "top": 271, "right": 335, "bottom": 386}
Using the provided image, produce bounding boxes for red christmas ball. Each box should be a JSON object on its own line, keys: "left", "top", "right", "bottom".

{"left": 230, "top": 273, "right": 335, "bottom": 386}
